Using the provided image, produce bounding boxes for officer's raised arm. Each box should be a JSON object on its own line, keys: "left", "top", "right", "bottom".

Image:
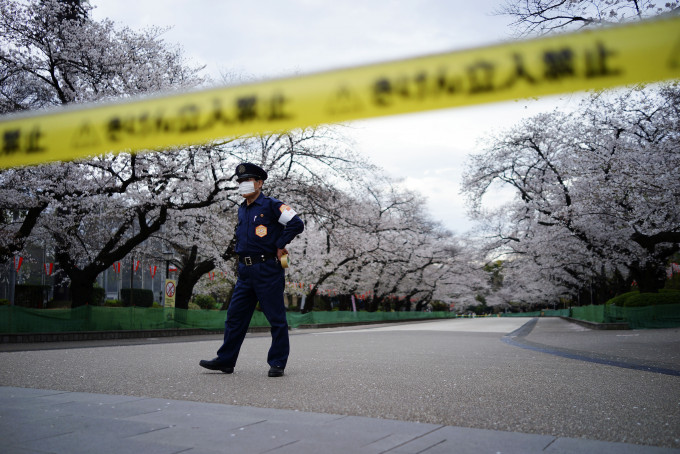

{"left": 275, "top": 202, "right": 304, "bottom": 252}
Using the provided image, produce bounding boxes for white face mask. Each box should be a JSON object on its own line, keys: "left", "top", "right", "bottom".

{"left": 238, "top": 180, "right": 256, "bottom": 195}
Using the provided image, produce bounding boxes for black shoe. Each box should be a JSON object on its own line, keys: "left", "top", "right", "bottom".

{"left": 268, "top": 366, "right": 284, "bottom": 377}
{"left": 199, "top": 358, "right": 234, "bottom": 373}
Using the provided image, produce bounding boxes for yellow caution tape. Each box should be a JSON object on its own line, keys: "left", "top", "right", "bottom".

{"left": 1, "top": 16, "right": 679, "bottom": 168}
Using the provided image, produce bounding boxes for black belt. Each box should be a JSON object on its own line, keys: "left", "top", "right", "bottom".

{"left": 239, "top": 253, "right": 277, "bottom": 266}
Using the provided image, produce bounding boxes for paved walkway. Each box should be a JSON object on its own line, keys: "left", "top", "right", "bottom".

{"left": 2, "top": 386, "right": 678, "bottom": 454}
{"left": 2, "top": 317, "right": 679, "bottom": 453}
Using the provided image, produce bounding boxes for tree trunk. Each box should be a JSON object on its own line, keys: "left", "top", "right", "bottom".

{"left": 629, "top": 233, "right": 680, "bottom": 292}
{"left": 174, "top": 246, "right": 216, "bottom": 309}
{"left": 220, "top": 285, "right": 235, "bottom": 311}
{"left": 630, "top": 261, "right": 667, "bottom": 293}
{"left": 174, "top": 271, "right": 194, "bottom": 310}
{"left": 337, "top": 294, "right": 350, "bottom": 311}
{"left": 70, "top": 272, "right": 96, "bottom": 307}
{"left": 302, "top": 287, "right": 318, "bottom": 313}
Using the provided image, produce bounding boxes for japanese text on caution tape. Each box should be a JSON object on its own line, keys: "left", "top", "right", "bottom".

{"left": 1, "top": 16, "right": 679, "bottom": 168}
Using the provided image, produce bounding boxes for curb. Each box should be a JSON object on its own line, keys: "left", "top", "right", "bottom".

{"left": 560, "top": 316, "right": 630, "bottom": 330}
{"left": 0, "top": 318, "right": 455, "bottom": 344}
{"left": 0, "top": 328, "right": 225, "bottom": 344}
{"left": 295, "top": 317, "right": 445, "bottom": 330}
{"left": 506, "top": 318, "right": 680, "bottom": 377}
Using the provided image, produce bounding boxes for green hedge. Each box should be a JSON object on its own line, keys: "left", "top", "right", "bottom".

{"left": 606, "top": 289, "right": 680, "bottom": 307}
{"left": 503, "top": 309, "right": 569, "bottom": 317}
{"left": 14, "top": 284, "right": 50, "bottom": 308}
{"left": 120, "top": 288, "right": 154, "bottom": 307}
{"left": 0, "top": 307, "right": 457, "bottom": 333}
{"left": 193, "top": 294, "right": 217, "bottom": 310}
{"left": 623, "top": 291, "right": 680, "bottom": 307}
{"left": 91, "top": 287, "right": 106, "bottom": 306}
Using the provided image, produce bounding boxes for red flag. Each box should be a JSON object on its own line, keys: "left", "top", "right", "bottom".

{"left": 134, "top": 260, "right": 140, "bottom": 272}
{"left": 14, "top": 256, "right": 23, "bottom": 271}
{"left": 112, "top": 262, "right": 121, "bottom": 273}
{"left": 44, "top": 263, "right": 54, "bottom": 276}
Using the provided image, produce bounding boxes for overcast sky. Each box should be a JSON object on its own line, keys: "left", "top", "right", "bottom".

{"left": 91, "top": 0, "right": 580, "bottom": 234}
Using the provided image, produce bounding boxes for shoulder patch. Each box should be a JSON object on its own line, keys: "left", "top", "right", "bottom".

{"left": 278, "top": 204, "right": 297, "bottom": 226}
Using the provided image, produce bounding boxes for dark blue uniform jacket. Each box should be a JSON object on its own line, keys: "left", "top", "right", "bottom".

{"left": 234, "top": 193, "right": 304, "bottom": 255}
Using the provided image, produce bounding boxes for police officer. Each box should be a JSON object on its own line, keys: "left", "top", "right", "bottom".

{"left": 200, "top": 163, "right": 304, "bottom": 377}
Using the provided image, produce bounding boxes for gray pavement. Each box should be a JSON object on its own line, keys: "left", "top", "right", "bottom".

{"left": 1, "top": 317, "right": 679, "bottom": 453}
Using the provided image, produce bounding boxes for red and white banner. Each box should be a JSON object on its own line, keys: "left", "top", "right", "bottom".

{"left": 44, "top": 263, "right": 54, "bottom": 276}
{"left": 149, "top": 265, "right": 157, "bottom": 278}
{"left": 134, "top": 260, "right": 140, "bottom": 272}
{"left": 112, "top": 262, "right": 121, "bottom": 273}
{"left": 14, "top": 256, "right": 23, "bottom": 271}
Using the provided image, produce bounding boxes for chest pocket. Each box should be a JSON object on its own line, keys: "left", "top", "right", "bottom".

{"left": 254, "top": 213, "right": 271, "bottom": 226}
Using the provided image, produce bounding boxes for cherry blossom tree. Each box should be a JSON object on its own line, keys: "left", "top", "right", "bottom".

{"left": 41, "top": 144, "right": 236, "bottom": 306}
{"left": 498, "top": 0, "right": 679, "bottom": 36}
{"left": 280, "top": 175, "right": 472, "bottom": 313}
{"left": 1, "top": 0, "right": 482, "bottom": 313}
{"left": 0, "top": 0, "right": 208, "bottom": 306}
{"left": 463, "top": 84, "right": 680, "bottom": 301}
{"left": 461, "top": 0, "right": 677, "bottom": 307}
{"left": 0, "top": 0, "right": 202, "bottom": 110}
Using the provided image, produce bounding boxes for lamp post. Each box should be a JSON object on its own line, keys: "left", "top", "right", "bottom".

{"left": 129, "top": 255, "right": 135, "bottom": 307}
{"left": 8, "top": 210, "right": 19, "bottom": 306}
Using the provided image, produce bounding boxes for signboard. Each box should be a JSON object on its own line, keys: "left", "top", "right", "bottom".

{"left": 164, "top": 279, "right": 176, "bottom": 308}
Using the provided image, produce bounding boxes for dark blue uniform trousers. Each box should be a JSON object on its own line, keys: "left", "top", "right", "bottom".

{"left": 216, "top": 260, "right": 289, "bottom": 369}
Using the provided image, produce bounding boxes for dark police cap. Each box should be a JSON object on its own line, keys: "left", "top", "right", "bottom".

{"left": 234, "top": 163, "right": 268, "bottom": 181}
